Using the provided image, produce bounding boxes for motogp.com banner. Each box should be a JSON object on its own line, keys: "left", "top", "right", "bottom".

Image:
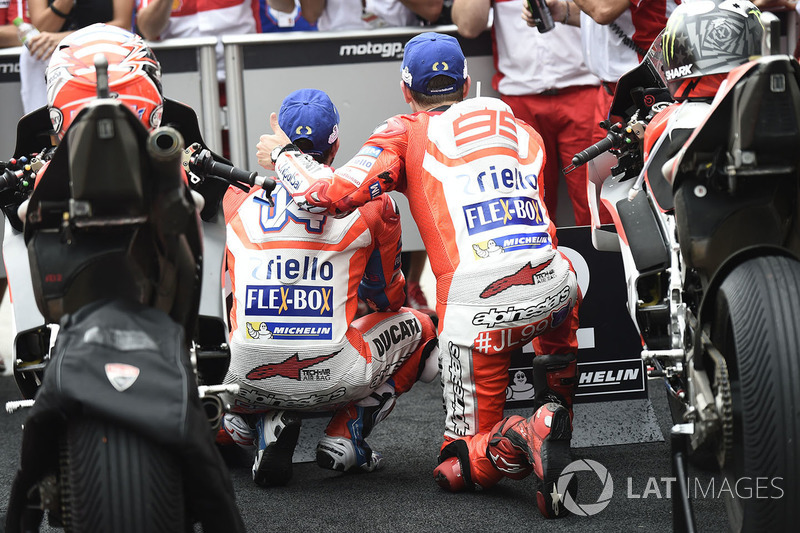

{"left": 505, "top": 226, "right": 646, "bottom": 407}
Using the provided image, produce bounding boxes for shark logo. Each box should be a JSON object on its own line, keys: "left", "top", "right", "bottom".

{"left": 246, "top": 350, "right": 340, "bottom": 381}
{"left": 480, "top": 258, "right": 554, "bottom": 298}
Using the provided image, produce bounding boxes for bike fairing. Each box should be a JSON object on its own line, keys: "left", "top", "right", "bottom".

{"left": 272, "top": 95, "right": 579, "bottom": 442}
{"left": 6, "top": 300, "right": 244, "bottom": 532}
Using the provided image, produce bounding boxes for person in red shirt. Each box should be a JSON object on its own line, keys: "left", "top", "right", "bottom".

{"left": 220, "top": 88, "right": 439, "bottom": 487}
{"left": 0, "top": 0, "right": 23, "bottom": 47}
{"left": 256, "top": 33, "right": 581, "bottom": 518}
{"left": 533, "top": 0, "right": 680, "bottom": 141}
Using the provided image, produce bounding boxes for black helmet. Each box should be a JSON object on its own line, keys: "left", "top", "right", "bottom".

{"left": 662, "top": 0, "right": 763, "bottom": 100}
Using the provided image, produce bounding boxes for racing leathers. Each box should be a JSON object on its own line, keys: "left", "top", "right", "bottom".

{"left": 272, "top": 96, "right": 581, "bottom": 489}
{"left": 221, "top": 183, "right": 437, "bottom": 417}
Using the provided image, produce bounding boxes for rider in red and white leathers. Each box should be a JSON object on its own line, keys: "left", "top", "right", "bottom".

{"left": 257, "top": 33, "right": 581, "bottom": 518}
{"left": 223, "top": 187, "right": 437, "bottom": 414}
{"left": 221, "top": 89, "right": 438, "bottom": 485}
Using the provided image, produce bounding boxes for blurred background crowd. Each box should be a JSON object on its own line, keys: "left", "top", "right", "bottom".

{"left": 0, "top": 0, "right": 797, "bottom": 376}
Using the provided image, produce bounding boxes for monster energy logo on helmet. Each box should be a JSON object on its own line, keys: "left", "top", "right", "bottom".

{"left": 661, "top": 0, "right": 763, "bottom": 90}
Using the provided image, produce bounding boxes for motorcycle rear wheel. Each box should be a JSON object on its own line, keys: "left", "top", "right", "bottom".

{"left": 712, "top": 255, "right": 800, "bottom": 532}
{"left": 60, "top": 417, "right": 186, "bottom": 533}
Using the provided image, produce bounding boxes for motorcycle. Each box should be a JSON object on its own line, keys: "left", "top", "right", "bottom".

{"left": 571, "top": 34, "right": 800, "bottom": 532}
{"left": 2, "top": 56, "right": 275, "bottom": 532}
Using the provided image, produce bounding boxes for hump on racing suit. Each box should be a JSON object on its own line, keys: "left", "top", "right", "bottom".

{"left": 221, "top": 182, "right": 415, "bottom": 412}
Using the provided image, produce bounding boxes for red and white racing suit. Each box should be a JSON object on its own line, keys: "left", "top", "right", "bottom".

{"left": 273, "top": 96, "right": 581, "bottom": 481}
{"left": 222, "top": 183, "right": 436, "bottom": 414}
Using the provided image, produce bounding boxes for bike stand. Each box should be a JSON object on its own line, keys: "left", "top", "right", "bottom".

{"left": 671, "top": 423, "right": 697, "bottom": 533}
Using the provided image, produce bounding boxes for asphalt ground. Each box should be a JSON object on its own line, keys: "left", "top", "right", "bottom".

{"left": 0, "top": 288, "right": 731, "bottom": 533}
{"left": 0, "top": 375, "right": 730, "bottom": 532}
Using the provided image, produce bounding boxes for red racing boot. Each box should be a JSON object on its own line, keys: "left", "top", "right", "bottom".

{"left": 433, "top": 418, "right": 533, "bottom": 492}
{"left": 503, "top": 402, "right": 574, "bottom": 518}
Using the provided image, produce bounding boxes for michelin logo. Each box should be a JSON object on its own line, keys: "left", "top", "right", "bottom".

{"left": 473, "top": 232, "right": 551, "bottom": 259}
{"left": 245, "top": 321, "right": 332, "bottom": 341}
{"left": 340, "top": 41, "right": 403, "bottom": 59}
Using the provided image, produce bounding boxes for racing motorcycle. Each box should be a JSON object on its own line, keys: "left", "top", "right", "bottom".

{"left": 570, "top": 33, "right": 800, "bottom": 532}
{"left": 2, "top": 57, "right": 274, "bottom": 532}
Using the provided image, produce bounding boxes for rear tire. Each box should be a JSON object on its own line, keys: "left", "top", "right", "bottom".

{"left": 711, "top": 255, "right": 800, "bottom": 532}
{"left": 60, "top": 418, "right": 186, "bottom": 533}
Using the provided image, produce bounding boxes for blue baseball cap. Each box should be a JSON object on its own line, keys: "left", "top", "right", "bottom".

{"left": 278, "top": 89, "right": 340, "bottom": 155}
{"left": 401, "top": 32, "right": 467, "bottom": 96}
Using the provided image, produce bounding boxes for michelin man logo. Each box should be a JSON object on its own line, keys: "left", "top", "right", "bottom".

{"left": 472, "top": 239, "right": 504, "bottom": 258}
{"left": 401, "top": 66, "right": 413, "bottom": 87}
{"left": 555, "top": 459, "right": 613, "bottom": 516}
{"left": 246, "top": 322, "right": 273, "bottom": 340}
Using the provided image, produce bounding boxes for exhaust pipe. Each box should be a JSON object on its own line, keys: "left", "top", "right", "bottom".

{"left": 147, "top": 126, "right": 185, "bottom": 192}
{"left": 147, "top": 126, "right": 184, "bottom": 162}
{"left": 201, "top": 394, "right": 225, "bottom": 432}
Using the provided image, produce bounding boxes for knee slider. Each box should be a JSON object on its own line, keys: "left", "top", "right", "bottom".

{"left": 418, "top": 337, "right": 440, "bottom": 383}
{"left": 434, "top": 440, "right": 474, "bottom": 492}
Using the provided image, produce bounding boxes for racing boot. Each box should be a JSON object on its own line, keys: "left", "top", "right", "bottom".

{"left": 434, "top": 418, "right": 533, "bottom": 492}
{"left": 252, "top": 410, "right": 302, "bottom": 487}
{"left": 503, "top": 403, "right": 574, "bottom": 518}
{"left": 532, "top": 353, "right": 577, "bottom": 418}
{"left": 221, "top": 412, "right": 256, "bottom": 452}
{"left": 316, "top": 382, "right": 396, "bottom": 473}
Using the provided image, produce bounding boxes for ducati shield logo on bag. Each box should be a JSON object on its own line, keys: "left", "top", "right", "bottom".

{"left": 104, "top": 363, "right": 141, "bottom": 392}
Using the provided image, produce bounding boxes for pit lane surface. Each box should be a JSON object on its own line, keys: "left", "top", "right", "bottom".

{"left": 0, "top": 295, "right": 729, "bottom": 533}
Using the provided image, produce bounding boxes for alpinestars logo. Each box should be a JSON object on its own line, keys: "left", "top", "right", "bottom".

{"left": 480, "top": 258, "right": 554, "bottom": 298}
{"left": 246, "top": 350, "right": 340, "bottom": 381}
{"left": 489, "top": 451, "right": 530, "bottom": 477}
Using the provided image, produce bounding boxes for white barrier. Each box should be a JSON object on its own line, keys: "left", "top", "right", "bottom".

{"left": 0, "top": 47, "right": 26, "bottom": 157}
{"left": 0, "top": 38, "right": 220, "bottom": 156}
{"left": 149, "top": 37, "right": 222, "bottom": 152}
{"left": 222, "top": 25, "right": 499, "bottom": 250}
